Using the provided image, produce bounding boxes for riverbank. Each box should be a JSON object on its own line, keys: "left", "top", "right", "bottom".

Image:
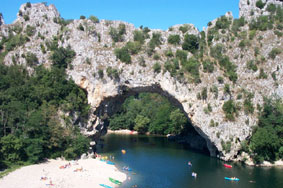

{"left": 0, "top": 158, "right": 127, "bottom": 188}
{"left": 107, "top": 129, "right": 138, "bottom": 135}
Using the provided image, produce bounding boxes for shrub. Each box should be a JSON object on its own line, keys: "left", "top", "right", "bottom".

{"left": 150, "top": 32, "right": 162, "bottom": 47}
{"left": 258, "top": 68, "right": 267, "bottom": 79}
{"left": 98, "top": 69, "right": 104, "bottom": 79}
{"left": 5, "top": 34, "right": 28, "bottom": 52}
{"left": 222, "top": 100, "right": 237, "bottom": 121}
{"left": 133, "top": 30, "right": 145, "bottom": 44}
{"left": 109, "top": 23, "right": 126, "bottom": 42}
{"left": 50, "top": 46, "right": 76, "bottom": 69}
{"left": 153, "top": 53, "right": 160, "bottom": 60}
{"left": 26, "top": 2, "right": 31, "bottom": 8}
{"left": 246, "top": 60, "right": 258, "bottom": 72}
{"left": 201, "top": 87, "right": 207, "bottom": 100}
{"left": 168, "top": 34, "right": 180, "bottom": 45}
{"left": 183, "top": 58, "right": 201, "bottom": 84}
{"left": 106, "top": 67, "right": 119, "bottom": 79}
{"left": 175, "top": 50, "right": 187, "bottom": 62}
{"left": 179, "top": 24, "right": 190, "bottom": 33}
{"left": 268, "top": 48, "right": 281, "bottom": 59}
{"left": 125, "top": 41, "right": 142, "bottom": 55}
{"left": 202, "top": 60, "right": 214, "bottom": 73}
{"left": 24, "top": 15, "right": 29, "bottom": 21}
{"left": 210, "top": 44, "right": 225, "bottom": 60}
{"left": 89, "top": 15, "right": 99, "bottom": 23}
{"left": 182, "top": 34, "right": 199, "bottom": 54}
{"left": 80, "top": 15, "right": 86, "bottom": 19}
{"left": 153, "top": 62, "right": 161, "bottom": 73}
{"left": 217, "top": 76, "right": 224, "bottom": 84}
{"left": 232, "top": 17, "right": 245, "bottom": 34}
{"left": 256, "top": 0, "right": 265, "bottom": 9}
{"left": 77, "top": 23, "right": 84, "bottom": 31}
{"left": 224, "top": 84, "right": 230, "bottom": 96}
{"left": 249, "top": 16, "right": 273, "bottom": 31}
{"left": 114, "top": 47, "right": 131, "bottom": 64}
{"left": 266, "top": 3, "right": 276, "bottom": 14}
{"left": 249, "top": 30, "right": 256, "bottom": 40}
{"left": 164, "top": 48, "right": 174, "bottom": 57}
{"left": 244, "top": 98, "right": 254, "bottom": 114}
{"left": 215, "top": 16, "right": 231, "bottom": 30}
{"left": 25, "top": 25, "right": 36, "bottom": 37}
{"left": 25, "top": 52, "right": 38, "bottom": 66}
{"left": 210, "top": 85, "right": 218, "bottom": 99}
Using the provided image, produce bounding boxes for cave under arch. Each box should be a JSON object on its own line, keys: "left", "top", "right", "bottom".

{"left": 91, "top": 84, "right": 219, "bottom": 157}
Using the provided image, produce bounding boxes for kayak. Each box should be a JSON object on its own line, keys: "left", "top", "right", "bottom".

{"left": 122, "top": 166, "right": 132, "bottom": 171}
{"left": 106, "top": 161, "right": 115, "bottom": 165}
{"left": 99, "top": 184, "right": 113, "bottom": 188}
{"left": 109, "top": 177, "right": 122, "bottom": 185}
{"left": 224, "top": 164, "right": 232, "bottom": 168}
{"left": 225, "top": 177, "right": 239, "bottom": 181}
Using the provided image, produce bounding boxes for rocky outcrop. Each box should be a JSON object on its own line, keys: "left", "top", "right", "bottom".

{"left": 0, "top": 13, "right": 4, "bottom": 26}
{"left": 0, "top": 2, "right": 282, "bottom": 161}
{"left": 239, "top": 0, "right": 283, "bottom": 21}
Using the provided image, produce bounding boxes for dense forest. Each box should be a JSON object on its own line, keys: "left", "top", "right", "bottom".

{"left": 109, "top": 92, "right": 189, "bottom": 135}
{"left": 0, "top": 50, "right": 90, "bottom": 170}
{"left": 247, "top": 98, "right": 283, "bottom": 163}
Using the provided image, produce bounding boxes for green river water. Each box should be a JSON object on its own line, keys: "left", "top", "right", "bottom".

{"left": 97, "top": 134, "right": 283, "bottom": 188}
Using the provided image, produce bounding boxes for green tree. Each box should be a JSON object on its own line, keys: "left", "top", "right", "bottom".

{"left": 182, "top": 34, "right": 199, "bottom": 53}
{"left": 169, "top": 109, "right": 186, "bottom": 135}
{"left": 134, "top": 115, "right": 150, "bottom": 134}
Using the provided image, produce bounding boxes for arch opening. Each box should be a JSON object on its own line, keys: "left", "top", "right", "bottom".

{"left": 92, "top": 84, "right": 219, "bottom": 157}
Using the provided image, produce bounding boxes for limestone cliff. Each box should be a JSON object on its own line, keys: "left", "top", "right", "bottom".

{"left": 0, "top": 1, "right": 282, "bottom": 161}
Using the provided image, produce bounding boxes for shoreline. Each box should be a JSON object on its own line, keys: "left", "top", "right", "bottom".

{"left": 107, "top": 129, "right": 138, "bottom": 135}
{"left": 0, "top": 157, "right": 127, "bottom": 188}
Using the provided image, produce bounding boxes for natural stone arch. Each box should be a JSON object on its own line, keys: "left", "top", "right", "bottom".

{"left": 82, "top": 82, "right": 220, "bottom": 157}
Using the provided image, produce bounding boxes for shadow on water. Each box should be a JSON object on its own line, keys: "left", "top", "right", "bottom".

{"left": 97, "top": 134, "right": 283, "bottom": 188}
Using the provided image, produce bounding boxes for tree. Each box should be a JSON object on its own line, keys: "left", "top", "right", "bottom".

{"left": 50, "top": 46, "right": 76, "bottom": 69}
{"left": 256, "top": 0, "right": 265, "bottom": 9}
{"left": 182, "top": 34, "right": 199, "bottom": 54}
{"left": 134, "top": 115, "right": 150, "bottom": 134}
{"left": 89, "top": 15, "right": 99, "bottom": 23}
{"left": 169, "top": 109, "right": 186, "bottom": 135}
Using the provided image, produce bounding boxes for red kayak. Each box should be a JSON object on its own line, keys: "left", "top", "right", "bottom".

{"left": 224, "top": 164, "right": 232, "bottom": 168}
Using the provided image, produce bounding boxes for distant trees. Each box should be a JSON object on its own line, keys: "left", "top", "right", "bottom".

{"left": 249, "top": 98, "right": 283, "bottom": 163}
{"left": 109, "top": 93, "right": 189, "bottom": 135}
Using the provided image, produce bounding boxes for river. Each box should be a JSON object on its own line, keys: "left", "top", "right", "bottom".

{"left": 97, "top": 134, "right": 283, "bottom": 188}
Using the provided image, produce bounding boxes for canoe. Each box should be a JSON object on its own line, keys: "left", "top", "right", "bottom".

{"left": 225, "top": 177, "right": 239, "bottom": 181}
{"left": 99, "top": 184, "right": 113, "bottom": 188}
{"left": 224, "top": 164, "right": 232, "bottom": 168}
{"left": 109, "top": 177, "right": 122, "bottom": 185}
{"left": 106, "top": 161, "right": 115, "bottom": 165}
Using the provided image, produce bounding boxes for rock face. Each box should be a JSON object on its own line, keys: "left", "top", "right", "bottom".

{"left": 0, "top": 2, "right": 282, "bottom": 161}
{"left": 0, "top": 13, "right": 4, "bottom": 26}
{"left": 239, "top": 0, "right": 283, "bottom": 21}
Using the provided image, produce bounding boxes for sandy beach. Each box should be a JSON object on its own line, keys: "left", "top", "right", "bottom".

{"left": 0, "top": 158, "right": 127, "bottom": 188}
{"left": 107, "top": 130, "right": 138, "bottom": 135}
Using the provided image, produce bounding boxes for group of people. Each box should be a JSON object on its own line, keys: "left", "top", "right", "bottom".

{"left": 188, "top": 161, "right": 197, "bottom": 178}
